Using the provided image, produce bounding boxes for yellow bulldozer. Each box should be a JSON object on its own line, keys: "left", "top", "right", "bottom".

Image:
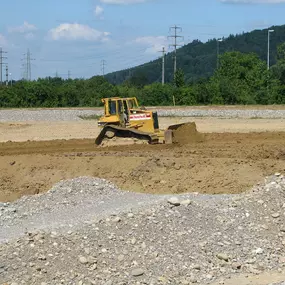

{"left": 95, "top": 97, "right": 195, "bottom": 146}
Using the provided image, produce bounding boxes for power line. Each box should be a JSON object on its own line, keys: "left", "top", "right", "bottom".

{"left": 0, "top": 47, "right": 8, "bottom": 85}
{"left": 168, "top": 25, "right": 184, "bottom": 77}
{"left": 158, "top": 47, "right": 165, "bottom": 85}
{"left": 101, "top": 60, "right": 106, "bottom": 76}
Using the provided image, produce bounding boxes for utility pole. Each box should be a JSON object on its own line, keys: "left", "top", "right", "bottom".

{"left": 0, "top": 47, "right": 8, "bottom": 85}
{"left": 159, "top": 47, "right": 165, "bottom": 85}
{"left": 267, "top": 29, "right": 274, "bottom": 70}
{"left": 101, "top": 60, "right": 106, "bottom": 77}
{"left": 5, "top": 65, "right": 8, "bottom": 86}
{"left": 168, "top": 25, "right": 183, "bottom": 78}
{"left": 217, "top": 39, "right": 223, "bottom": 69}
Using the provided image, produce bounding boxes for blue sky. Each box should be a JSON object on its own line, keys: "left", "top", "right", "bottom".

{"left": 0, "top": 0, "right": 285, "bottom": 80}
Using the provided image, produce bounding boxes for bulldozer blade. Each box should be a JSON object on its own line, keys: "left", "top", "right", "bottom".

{"left": 166, "top": 122, "right": 203, "bottom": 144}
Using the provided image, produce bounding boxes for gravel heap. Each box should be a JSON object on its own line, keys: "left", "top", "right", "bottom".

{"left": 0, "top": 109, "right": 101, "bottom": 122}
{"left": 1, "top": 175, "right": 285, "bottom": 285}
{"left": 0, "top": 177, "right": 173, "bottom": 243}
{"left": 1, "top": 108, "right": 285, "bottom": 122}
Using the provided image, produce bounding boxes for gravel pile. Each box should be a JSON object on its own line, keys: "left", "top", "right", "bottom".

{"left": 1, "top": 175, "right": 285, "bottom": 285}
{"left": 0, "top": 177, "right": 174, "bottom": 243}
{"left": 0, "top": 109, "right": 101, "bottom": 122}
{"left": 155, "top": 108, "right": 285, "bottom": 119}
{"left": 1, "top": 108, "right": 285, "bottom": 122}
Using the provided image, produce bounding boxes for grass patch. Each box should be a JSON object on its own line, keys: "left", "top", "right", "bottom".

{"left": 78, "top": 114, "right": 101, "bottom": 120}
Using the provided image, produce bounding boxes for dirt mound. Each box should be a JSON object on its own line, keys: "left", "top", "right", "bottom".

{"left": 1, "top": 132, "right": 285, "bottom": 202}
{"left": 171, "top": 122, "right": 204, "bottom": 144}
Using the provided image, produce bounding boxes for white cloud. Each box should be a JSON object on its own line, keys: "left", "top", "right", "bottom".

{"left": 100, "top": 0, "right": 147, "bottom": 4}
{"left": 95, "top": 5, "right": 104, "bottom": 18}
{"left": 0, "top": 34, "right": 7, "bottom": 46}
{"left": 25, "top": 32, "right": 35, "bottom": 40}
{"left": 134, "top": 36, "right": 168, "bottom": 54}
{"left": 220, "top": 0, "right": 285, "bottom": 3}
{"left": 8, "top": 21, "right": 37, "bottom": 33}
{"left": 48, "top": 23, "right": 110, "bottom": 42}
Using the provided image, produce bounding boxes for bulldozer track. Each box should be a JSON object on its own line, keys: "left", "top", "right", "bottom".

{"left": 95, "top": 124, "right": 159, "bottom": 146}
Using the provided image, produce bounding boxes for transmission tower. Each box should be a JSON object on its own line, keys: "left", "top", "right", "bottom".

{"left": 168, "top": 25, "right": 183, "bottom": 77}
{"left": 22, "top": 49, "right": 34, "bottom": 81}
{"left": 0, "top": 47, "right": 8, "bottom": 85}
{"left": 101, "top": 60, "right": 106, "bottom": 77}
{"left": 68, "top": 70, "right": 71, "bottom": 79}
{"left": 159, "top": 47, "right": 166, "bottom": 85}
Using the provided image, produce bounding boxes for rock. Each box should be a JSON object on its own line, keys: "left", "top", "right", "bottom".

{"left": 192, "top": 264, "right": 201, "bottom": 270}
{"left": 216, "top": 253, "right": 229, "bottom": 262}
{"left": 38, "top": 254, "right": 46, "bottom": 260}
{"left": 174, "top": 164, "right": 181, "bottom": 170}
{"left": 272, "top": 213, "right": 280, "bottom": 218}
{"left": 167, "top": 197, "right": 180, "bottom": 206}
{"left": 118, "top": 255, "right": 124, "bottom": 262}
{"left": 181, "top": 199, "right": 191, "bottom": 206}
{"left": 232, "top": 262, "right": 242, "bottom": 270}
{"left": 131, "top": 237, "right": 137, "bottom": 245}
{"left": 254, "top": 248, "right": 264, "bottom": 254}
{"left": 78, "top": 256, "right": 88, "bottom": 264}
{"left": 90, "top": 264, "right": 97, "bottom": 270}
{"left": 113, "top": 216, "right": 121, "bottom": 223}
{"left": 131, "top": 268, "right": 144, "bottom": 277}
{"left": 127, "top": 213, "right": 134, "bottom": 218}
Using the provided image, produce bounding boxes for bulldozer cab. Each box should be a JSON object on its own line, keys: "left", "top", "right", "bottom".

{"left": 104, "top": 97, "right": 138, "bottom": 114}
{"left": 99, "top": 97, "right": 141, "bottom": 126}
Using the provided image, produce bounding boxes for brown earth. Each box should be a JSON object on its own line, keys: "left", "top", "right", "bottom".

{"left": 1, "top": 130, "right": 285, "bottom": 202}
{"left": 1, "top": 117, "right": 285, "bottom": 142}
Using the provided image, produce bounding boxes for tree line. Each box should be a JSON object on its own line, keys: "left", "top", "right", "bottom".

{"left": 0, "top": 44, "right": 285, "bottom": 108}
{"left": 106, "top": 25, "right": 285, "bottom": 85}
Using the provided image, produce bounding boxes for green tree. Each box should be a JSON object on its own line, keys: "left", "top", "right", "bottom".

{"left": 174, "top": 69, "right": 185, "bottom": 88}
{"left": 210, "top": 51, "right": 273, "bottom": 104}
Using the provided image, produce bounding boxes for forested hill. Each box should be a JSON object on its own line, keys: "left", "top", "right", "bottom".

{"left": 105, "top": 25, "right": 285, "bottom": 85}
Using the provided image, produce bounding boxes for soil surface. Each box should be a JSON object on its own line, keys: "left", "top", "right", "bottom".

{"left": 1, "top": 117, "right": 285, "bottom": 142}
{"left": 1, "top": 131, "right": 285, "bottom": 202}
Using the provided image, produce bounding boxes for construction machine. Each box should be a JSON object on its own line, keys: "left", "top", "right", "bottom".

{"left": 95, "top": 97, "right": 194, "bottom": 146}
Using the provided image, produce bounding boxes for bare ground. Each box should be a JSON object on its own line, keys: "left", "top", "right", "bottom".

{"left": 1, "top": 130, "right": 285, "bottom": 202}
{"left": 1, "top": 117, "right": 285, "bottom": 142}
{"left": 1, "top": 114, "right": 285, "bottom": 284}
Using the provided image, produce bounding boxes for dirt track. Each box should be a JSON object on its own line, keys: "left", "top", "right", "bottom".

{"left": 1, "top": 131, "right": 285, "bottom": 202}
